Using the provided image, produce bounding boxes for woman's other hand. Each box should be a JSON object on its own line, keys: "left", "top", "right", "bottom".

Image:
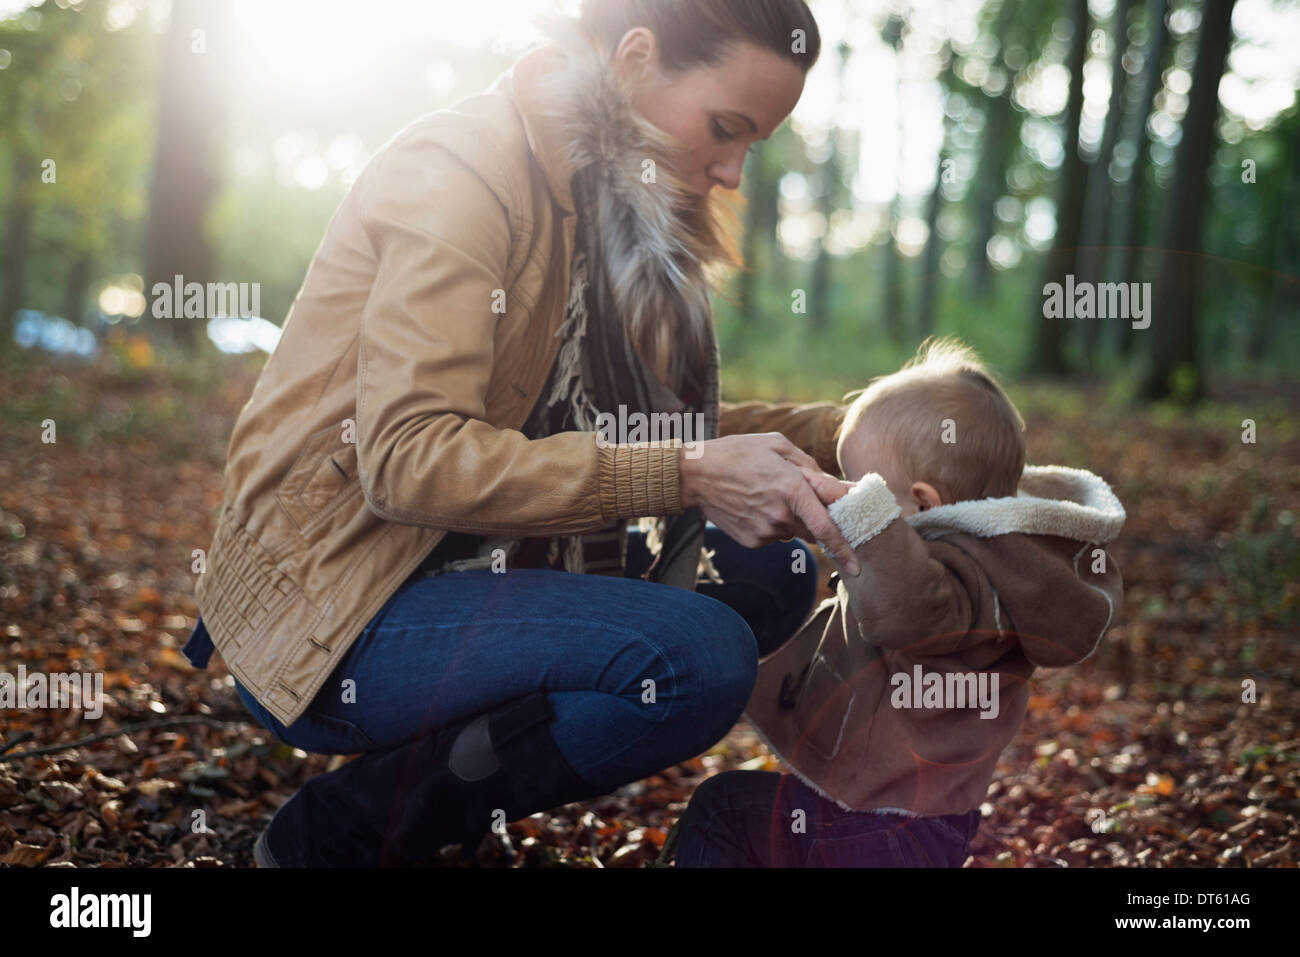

{"left": 679, "top": 434, "right": 860, "bottom": 576}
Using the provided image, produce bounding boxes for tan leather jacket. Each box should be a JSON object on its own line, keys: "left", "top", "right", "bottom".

{"left": 195, "top": 36, "right": 845, "bottom": 726}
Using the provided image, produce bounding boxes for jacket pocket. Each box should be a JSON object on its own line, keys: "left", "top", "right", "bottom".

{"left": 791, "top": 650, "right": 857, "bottom": 763}
{"left": 276, "top": 423, "right": 360, "bottom": 536}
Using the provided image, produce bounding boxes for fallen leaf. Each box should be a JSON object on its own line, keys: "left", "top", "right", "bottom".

{"left": 1, "top": 842, "right": 51, "bottom": 866}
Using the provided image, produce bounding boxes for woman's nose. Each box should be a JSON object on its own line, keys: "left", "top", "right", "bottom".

{"left": 710, "top": 153, "right": 746, "bottom": 192}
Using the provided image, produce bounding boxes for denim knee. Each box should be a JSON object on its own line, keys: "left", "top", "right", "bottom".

{"left": 654, "top": 592, "right": 758, "bottom": 745}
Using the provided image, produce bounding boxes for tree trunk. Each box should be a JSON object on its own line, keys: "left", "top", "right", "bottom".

{"left": 1030, "top": 0, "right": 1089, "bottom": 376}
{"left": 919, "top": 44, "right": 957, "bottom": 341}
{"left": 143, "top": 0, "right": 230, "bottom": 352}
{"left": 1138, "top": 0, "right": 1238, "bottom": 401}
{"left": 918, "top": 151, "right": 946, "bottom": 341}
{"left": 1079, "top": 0, "right": 1136, "bottom": 366}
{"left": 811, "top": 41, "right": 852, "bottom": 333}
{"left": 0, "top": 151, "right": 36, "bottom": 342}
{"left": 1249, "top": 103, "right": 1300, "bottom": 360}
{"left": 1117, "top": 0, "right": 1170, "bottom": 358}
{"left": 63, "top": 252, "right": 93, "bottom": 325}
{"left": 883, "top": 192, "right": 904, "bottom": 343}
{"left": 882, "top": 22, "right": 906, "bottom": 343}
{"left": 968, "top": 0, "right": 1023, "bottom": 301}
{"left": 810, "top": 152, "right": 835, "bottom": 333}
{"left": 738, "top": 142, "right": 768, "bottom": 322}
{"left": 969, "top": 90, "right": 1015, "bottom": 301}
{"left": 760, "top": 131, "right": 788, "bottom": 296}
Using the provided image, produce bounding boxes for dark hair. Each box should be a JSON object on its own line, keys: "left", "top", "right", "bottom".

{"left": 581, "top": 0, "right": 821, "bottom": 75}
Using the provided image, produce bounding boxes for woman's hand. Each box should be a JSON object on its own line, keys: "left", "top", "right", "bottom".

{"left": 679, "top": 434, "right": 861, "bottom": 576}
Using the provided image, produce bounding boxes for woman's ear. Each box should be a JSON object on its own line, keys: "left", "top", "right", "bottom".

{"left": 613, "top": 26, "right": 658, "bottom": 84}
{"left": 910, "top": 481, "right": 943, "bottom": 512}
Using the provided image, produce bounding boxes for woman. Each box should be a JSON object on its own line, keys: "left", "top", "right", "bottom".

{"left": 184, "top": 0, "right": 859, "bottom": 867}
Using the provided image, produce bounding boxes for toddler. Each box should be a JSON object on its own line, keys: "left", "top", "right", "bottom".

{"left": 674, "top": 339, "right": 1126, "bottom": 867}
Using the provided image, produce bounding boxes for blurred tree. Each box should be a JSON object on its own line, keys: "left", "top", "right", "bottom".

{"left": 1115, "top": 0, "right": 1171, "bottom": 358}
{"left": 0, "top": 10, "right": 56, "bottom": 338}
{"left": 143, "top": 0, "right": 233, "bottom": 351}
{"left": 966, "top": 0, "right": 1056, "bottom": 302}
{"left": 756, "top": 128, "right": 792, "bottom": 295}
{"left": 737, "top": 128, "right": 800, "bottom": 322}
{"left": 1030, "top": 0, "right": 1090, "bottom": 376}
{"left": 738, "top": 140, "right": 772, "bottom": 322}
{"left": 879, "top": 14, "right": 906, "bottom": 343}
{"left": 62, "top": 252, "right": 92, "bottom": 324}
{"left": 918, "top": 41, "right": 958, "bottom": 340}
{"left": 0, "top": 149, "right": 36, "bottom": 340}
{"left": 0, "top": 1, "right": 152, "bottom": 339}
{"left": 1198, "top": 101, "right": 1296, "bottom": 366}
{"left": 1139, "top": 0, "right": 1239, "bottom": 401}
{"left": 1253, "top": 110, "right": 1300, "bottom": 361}
{"left": 1078, "top": 0, "right": 1136, "bottom": 367}
{"left": 968, "top": 0, "right": 1021, "bottom": 302}
{"left": 810, "top": 38, "right": 853, "bottom": 334}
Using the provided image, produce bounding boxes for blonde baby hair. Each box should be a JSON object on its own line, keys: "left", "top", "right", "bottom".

{"left": 839, "top": 338, "right": 1026, "bottom": 502}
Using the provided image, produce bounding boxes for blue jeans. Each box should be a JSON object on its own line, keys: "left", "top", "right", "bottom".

{"left": 231, "top": 524, "right": 818, "bottom": 796}
{"left": 675, "top": 770, "right": 982, "bottom": 867}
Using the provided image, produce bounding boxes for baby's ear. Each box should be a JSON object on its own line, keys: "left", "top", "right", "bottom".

{"left": 911, "top": 481, "right": 943, "bottom": 512}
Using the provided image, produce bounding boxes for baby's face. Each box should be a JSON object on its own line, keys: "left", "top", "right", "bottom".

{"left": 837, "top": 423, "right": 919, "bottom": 516}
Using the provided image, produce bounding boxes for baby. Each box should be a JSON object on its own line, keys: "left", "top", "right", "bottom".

{"left": 674, "top": 338, "right": 1126, "bottom": 867}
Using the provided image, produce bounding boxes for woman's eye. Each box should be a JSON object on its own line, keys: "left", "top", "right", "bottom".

{"left": 711, "top": 119, "right": 735, "bottom": 142}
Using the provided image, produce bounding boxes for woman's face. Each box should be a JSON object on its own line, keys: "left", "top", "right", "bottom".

{"left": 613, "top": 28, "right": 807, "bottom": 199}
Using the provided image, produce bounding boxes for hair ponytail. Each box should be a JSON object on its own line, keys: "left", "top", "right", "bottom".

{"left": 580, "top": 0, "right": 821, "bottom": 75}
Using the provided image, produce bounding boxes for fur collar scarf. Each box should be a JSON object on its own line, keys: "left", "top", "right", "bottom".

{"left": 517, "top": 12, "right": 743, "bottom": 390}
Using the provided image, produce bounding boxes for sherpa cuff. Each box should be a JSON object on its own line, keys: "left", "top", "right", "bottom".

{"left": 828, "top": 472, "right": 901, "bottom": 548}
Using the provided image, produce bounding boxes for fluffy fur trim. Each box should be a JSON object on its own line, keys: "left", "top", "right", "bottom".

{"left": 907, "top": 465, "right": 1126, "bottom": 543}
{"left": 827, "top": 473, "right": 902, "bottom": 548}
{"left": 525, "top": 12, "right": 743, "bottom": 389}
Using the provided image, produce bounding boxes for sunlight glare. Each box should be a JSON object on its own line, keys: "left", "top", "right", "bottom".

{"left": 229, "top": 0, "right": 555, "bottom": 94}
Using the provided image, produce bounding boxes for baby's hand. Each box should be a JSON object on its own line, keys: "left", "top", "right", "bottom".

{"left": 797, "top": 466, "right": 854, "bottom": 507}
{"left": 796, "top": 466, "right": 862, "bottom": 577}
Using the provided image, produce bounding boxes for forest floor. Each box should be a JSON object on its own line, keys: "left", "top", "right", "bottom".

{"left": 1, "top": 343, "right": 1297, "bottom": 868}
